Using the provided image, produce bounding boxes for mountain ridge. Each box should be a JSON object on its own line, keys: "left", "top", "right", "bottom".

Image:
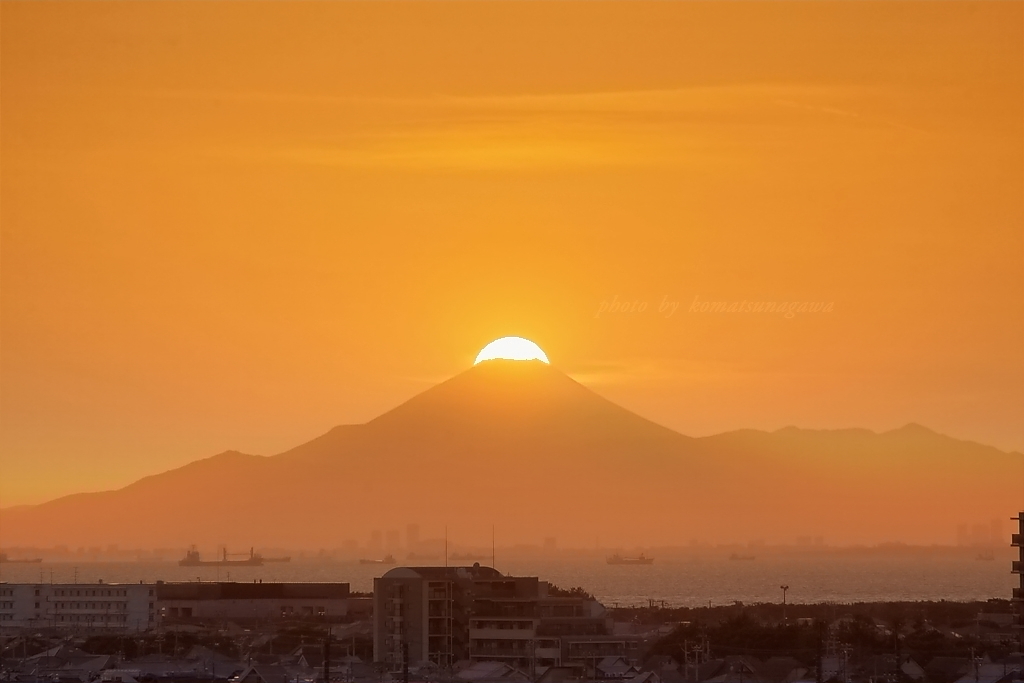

{"left": 7, "top": 422, "right": 1019, "bottom": 514}
{"left": 1, "top": 362, "right": 1020, "bottom": 547}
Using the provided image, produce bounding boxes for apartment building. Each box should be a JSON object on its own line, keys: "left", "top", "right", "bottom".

{"left": 373, "top": 564, "right": 642, "bottom": 676}
{"left": 0, "top": 580, "right": 351, "bottom": 632}
{"left": 0, "top": 581, "right": 155, "bottom": 632}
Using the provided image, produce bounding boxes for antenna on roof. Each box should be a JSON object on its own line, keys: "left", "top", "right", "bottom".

{"left": 445, "top": 526, "right": 448, "bottom": 568}
{"left": 492, "top": 524, "right": 496, "bottom": 571}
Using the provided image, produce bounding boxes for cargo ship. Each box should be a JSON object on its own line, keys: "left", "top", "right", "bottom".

{"left": 0, "top": 553, "right": 43, "bottom": 564}
{"left": 359, "top": 554, "right": 396, "bottom": 565}
{"left": 606, "top": 553, "right": 654, "bottom": 565}
{"left": 178, "top": 546, "right": 264, "bottom": 567}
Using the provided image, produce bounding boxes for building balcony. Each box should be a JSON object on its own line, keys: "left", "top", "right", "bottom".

{"left": 1012, "top": 534, "right": 1022, "bottom": 547}
{"left": 470, "top": 628, "right": 535, "bottom": 640}
{"left": 470, "top": 648, "right": 531, "bottom": 658}
{"left": 1013, "top": 561, "right": 1022, "bottom": 574}
{"left": 1013, "top": 588, "right": 1023, "bottom": 600}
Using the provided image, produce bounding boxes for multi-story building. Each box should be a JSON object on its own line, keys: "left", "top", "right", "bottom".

{"left": 0, "top": 580, "right": 351, "bottom": 632}
{"left": 373, "top": 565, "right": 641, "bottom": 676}
{"left": 0, "top": 581, "right": 155, "bottom": 632}
{"left": 1012, "top": 511, "right": 1023, "bottom": 652}
{"left": 155, "top": 581, "right": 350, "bottom": 623}
{"left": 374, "top": 566, "right": 473, "bottom": 670}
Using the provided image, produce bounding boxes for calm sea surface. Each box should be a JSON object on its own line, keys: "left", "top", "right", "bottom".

{"left": 0, "top": 552, "right": 1013, "bottom": 607}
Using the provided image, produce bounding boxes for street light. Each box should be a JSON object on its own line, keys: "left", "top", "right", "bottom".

{"left": 780, "top": 585, "right": 789, "bottom": 623}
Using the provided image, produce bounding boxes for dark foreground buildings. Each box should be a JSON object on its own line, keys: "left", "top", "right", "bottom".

{"left": 1013, "top": 511, "right": 1024, "bottom": 653}
{"left": 373, "top": 564, "right": 642, "bottom": 675}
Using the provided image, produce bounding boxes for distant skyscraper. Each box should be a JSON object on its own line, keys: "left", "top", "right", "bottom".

{"left": 386, "top": 529, "right": 401, "bottom": 550}
{"left": 370, "top": 530, "right": 383, "bottom": 551}
{"left": 407, "top": 524, "right": 421, "bottom": 550}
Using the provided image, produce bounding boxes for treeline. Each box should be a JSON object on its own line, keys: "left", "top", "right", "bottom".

{"left": 638, "top": 600, "right": 1016, "bottom": 665}
{"left": 613, "top": 599, "right": 1008, "bottom": 629}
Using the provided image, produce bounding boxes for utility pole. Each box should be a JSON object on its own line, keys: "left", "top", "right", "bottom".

{"left": 780, "top": 585, "right": 789, "bottom": 623}
{"left": 893, "top": 617, "right": 902, "bottom": 680}
{"left": 323, "top": 629, "right": 331, "bottom": 683}
{"left": 815, "top": 621, "right": 824, "bottom": 683}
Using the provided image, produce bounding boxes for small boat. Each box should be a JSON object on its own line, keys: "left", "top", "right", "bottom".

{"left": 729, "top": 553, "right": 756, "bottom": 561}
{"left": 359, "top": 554, "right": 396, "bottom": 565}
{"left": 179, "top": 546, "right": 264, "bottom": 567}
{"left": 607, "top": 553, "right": 654, "bottom": 565}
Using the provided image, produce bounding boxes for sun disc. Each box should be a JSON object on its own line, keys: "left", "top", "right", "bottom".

{"left": 474, "top": 337, "right": 549, "bottom": 365}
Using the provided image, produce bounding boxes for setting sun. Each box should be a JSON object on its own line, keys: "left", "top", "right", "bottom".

{"left": 474, "top": 337, "right": 550, "bottom": 365}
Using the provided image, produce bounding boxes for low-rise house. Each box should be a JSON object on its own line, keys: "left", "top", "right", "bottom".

{"left": 924, "top": 657, "right": 971, "bottom": 683}
{"left": 629, "top": 673, "right": 663, "bottom": 683}
{"left": 696, "top": 657, "right": 769, "bottom": 683}
{"left": 950, "top": 662, "right": 1021, "bottom": 683}
{"left": 231, "top": 662, "right": 318, "bottom": 683}
{"left": 454, "top": 660, "right": 531, "bottom": 682}
{"left": 596, "top": 655, "right": 642, "bottom": 679}
{"left": 760, "top": 657, "right": 807, "bottom": 683}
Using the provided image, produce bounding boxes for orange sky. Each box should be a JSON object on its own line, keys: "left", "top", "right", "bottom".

{"left": 1, "top": 1, "right": 1022, "bottom": 508}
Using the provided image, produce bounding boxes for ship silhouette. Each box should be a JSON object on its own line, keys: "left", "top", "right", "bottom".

{"left": 178, "top": 546, "right": 264, "bottom": 567}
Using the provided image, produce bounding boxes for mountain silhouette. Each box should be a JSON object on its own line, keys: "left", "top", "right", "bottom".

{"left": 1, "top": 361, "right": 1021, "bottom": 548}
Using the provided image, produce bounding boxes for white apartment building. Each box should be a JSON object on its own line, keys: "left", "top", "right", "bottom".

{"left": 0, "top": 581, "right": 156, "bottom": 632}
